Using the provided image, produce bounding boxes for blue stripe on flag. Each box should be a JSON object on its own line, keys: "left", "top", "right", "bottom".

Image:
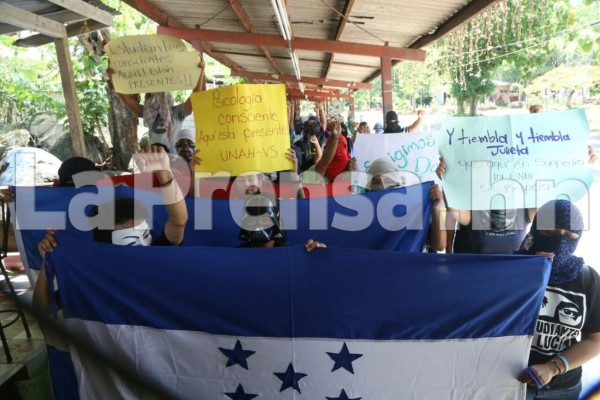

{"left": 15, "top": 183, "right": 433, "bottom": 272}
{"left": 50, "top": 237, "right": 550, "bottom": 340}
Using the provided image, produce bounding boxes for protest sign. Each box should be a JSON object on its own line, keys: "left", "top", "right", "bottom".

{"left": 352, "top": 132, "right": 440, "bottom": 189}
{"left": 191, "top": 84, "right": 292, "bottom": 176}
{"left": 439, "top": 109, "right": 592, "bottom": 210}
{"left": 105, "top": 35, "right": 200, "bottom": 94}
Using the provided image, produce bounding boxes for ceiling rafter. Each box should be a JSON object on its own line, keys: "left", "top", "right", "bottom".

{"left": 0, "top": 2, "right": 66, "bottom": 38}
{"left": 46, "top": 0, "right": 114, "bottom": 27}
{"left": 324, "top": 0, "right": 356, "bottom": 82}
{"left": 227, "top": 0, "right": 283, "bottom": 75}
{"left": 120, "top": 0, "right": 247, "bottom": 74}
{"left": 14, "top": 19, "right": 107, "bottom": 47}
{"left": 157, "top": 26, "right": 425, "bottom": 61}
{"left": 231, "top": 70, "right": 371, "bottom": 90}
{"left": 287, "top": 88, "right": 349, "bottom": 99}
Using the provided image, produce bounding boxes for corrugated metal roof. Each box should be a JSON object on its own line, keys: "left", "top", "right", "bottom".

{"left": 0, "top": 0, "right": 118, "bottom": 37}
{"left": 125, "top": 0, "right": 502, "bottom": 93}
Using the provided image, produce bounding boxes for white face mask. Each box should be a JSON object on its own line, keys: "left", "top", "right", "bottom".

{"left": 111, "top": 221, "right": 152, "bottom": 246}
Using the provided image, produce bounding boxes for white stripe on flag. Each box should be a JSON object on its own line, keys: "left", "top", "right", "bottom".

{"left": 67, "top": 319, "right": 530, "bottom": 400}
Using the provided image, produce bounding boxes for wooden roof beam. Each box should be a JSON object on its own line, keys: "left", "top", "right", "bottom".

{"left": 46, "top": 0, "right": 114, "bottom": 27}
{"left": 231, "top": 70, "right": 371, "bottom": 90}
{"left": 157, "top": 26, "right": 426, "bottom": 61}
{"left": 410, "top": 0, "right": 501, "bottom": 49}
{"left": 0, "top": 2, "right": 66, "bottom": 38}
{"left": 287, "top": 88, "right": 349, "bottom": 99}
{"left": 120, "top": 0, "right": 247, "bottom": 73}
{"left": 324, "top": 0, "right": 357, "bottom": 80}
{"left": 227, "top": 0, "right": 282, "bottom": 75}
{"left": 14, "top": 19, "right": 108, "bottom": 47}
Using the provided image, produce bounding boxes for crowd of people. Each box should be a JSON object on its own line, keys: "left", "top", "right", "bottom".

{"left": 2, "top": 60, "right": 598, "bottom": 399}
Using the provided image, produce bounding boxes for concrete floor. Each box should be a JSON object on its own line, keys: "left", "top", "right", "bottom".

{"left": 0, "top": 273, "right": 47, "bottom": 399}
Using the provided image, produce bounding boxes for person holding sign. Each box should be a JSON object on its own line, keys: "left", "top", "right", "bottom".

{"left": 436, "top": 156, "right": 535, "bottom": 254}
{"left": 517, "top": 200, "right": 600, "bottom": 400}
{"left": 365, "top": 157, "right": 446, "bottom": 252}
{"left": 106, "top": 57, "right": 205, "bottom": 151}
{"left": 384, "top": 110, "right": 426, "bottom": 133}
{"left": 33, "top": 144, "right": 188, "bottom": 331}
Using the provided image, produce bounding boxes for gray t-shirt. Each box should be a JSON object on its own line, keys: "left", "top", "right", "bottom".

{"left": 148, "top": 103, "right": 187, "bottom": 149}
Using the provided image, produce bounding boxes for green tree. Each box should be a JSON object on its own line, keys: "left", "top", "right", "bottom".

{"left": 436, "top": 0, "right": 576, "bottom": 115}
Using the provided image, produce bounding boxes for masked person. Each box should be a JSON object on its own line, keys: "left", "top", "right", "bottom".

{"left": 517, "top": 200, "right": 600, "bottom": 400}
{"left": 384, "top": 110, "right": 425, "bottom": 133}
{"left": 31, "top": 145, "right": 188, "bottom": 400}
{"left": 33, "top": 145, "right": 188, "bottom": 313}
{"left": 238, "top": 194, "right": 324, "bottom": 251}
{"left": 363, "top": 157, "right": 445, "bottom": 252}
{"left": 365, "top": 158, "right": 406, "bottom": 192}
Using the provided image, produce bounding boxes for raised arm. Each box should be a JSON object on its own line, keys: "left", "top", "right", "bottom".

{"left": 429, "top": 184, "right": 446, "bottom": 252}
{"left": 316, "top": 102, "right": 327, "bottom": 129}
{"left": 136, "top": 146, "right": 188, "bottom": 245}
{"left": 309, "top": 135, "right": 322, "bottom": 165}
{"left": 106, "top": 65, "right": 143, "bottom": 117}
{"left": 315, "top": 120, "right": 341, "bottom": 178}
{"left": 184, "top": 58, "right": 206, "bottom": 116}
{"left": 407, "top": 110, "right": 425, "bottom": 133}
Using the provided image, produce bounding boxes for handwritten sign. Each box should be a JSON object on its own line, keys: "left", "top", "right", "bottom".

{"left": 191, "top": 84, "right": 292, "bottom": 175}
{"left": 105, "top": 35, "right": 200, "bottom": 94}
{"left": 352, "top": 132, "right": 441, "bottom": 188}
{"left": 439, "top": 109, "right": 592, "bottom": 210}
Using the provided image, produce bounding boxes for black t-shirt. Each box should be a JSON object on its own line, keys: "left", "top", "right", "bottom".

{"left": 294, "top": 140, "right": 318, "bottom": 171}
{"left": 452, "top": 224, "right": 473, "bottom": 253}
{"left": 466, "top": 209, "right": 530, "bottom": 254}
{"left": 528, "top": 265, "right": 600, "bottom": 389}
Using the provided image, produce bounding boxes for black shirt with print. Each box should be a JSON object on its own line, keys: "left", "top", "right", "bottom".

{"left": 528, "top": 266, "right": 600, "bottom": 390}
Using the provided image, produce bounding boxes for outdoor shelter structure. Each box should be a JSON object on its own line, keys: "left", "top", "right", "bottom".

{"left": 0, "top": 0, "right": 118, "bottom": 157}
{"left": 120, "top": 0, "right": 502, "bottom": 121}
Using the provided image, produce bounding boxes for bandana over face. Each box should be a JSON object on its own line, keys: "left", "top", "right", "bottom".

{"left": 518, "top": 200, "right": 584, "bottom": 285}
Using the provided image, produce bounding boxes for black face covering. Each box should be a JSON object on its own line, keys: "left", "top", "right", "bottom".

{"left": 238, "top": 195, "right": 285, "bottom": 246}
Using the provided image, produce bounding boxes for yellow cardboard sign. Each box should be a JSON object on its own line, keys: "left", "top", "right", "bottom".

{"left": 105, "top": 34, "right": 200, "bottom": 94}
{"left": 191, "top": 84, "right": 292, "bottom": 175}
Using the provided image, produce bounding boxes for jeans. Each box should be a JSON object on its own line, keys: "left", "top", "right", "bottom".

{"left": 525, "top": 381, "right": 582, "bottom": 400}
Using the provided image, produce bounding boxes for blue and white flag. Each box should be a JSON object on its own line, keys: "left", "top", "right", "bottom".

{"left": 48, "top": 236, "right": 550, "bottom": 400}
{"left": 12, "top": 183, "right": 433, "bottom": 275}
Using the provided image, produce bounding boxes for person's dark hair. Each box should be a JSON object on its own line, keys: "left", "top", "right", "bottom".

{"left": 58, "top": 157, "right": 99, "bottom": 186}
{"left": 238, "top": 194, "right": 286, "bottom": 246}
{"left": 384, "top": 111, "right": 403, "bottom": 133}
{"left": 90, "top": 197, "right": 149, "bottom": 243}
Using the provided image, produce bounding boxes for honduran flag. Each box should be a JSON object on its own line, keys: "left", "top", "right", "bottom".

{"left": 12, "top": 182, "right": 433, "bottom": 277}
{"left": 47, "top": 235, "right": 550, "bottom": 400}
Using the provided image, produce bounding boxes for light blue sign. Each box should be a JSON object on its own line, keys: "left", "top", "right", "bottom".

{"left": 439, "top": 109, "right": 592, "bottom": 210}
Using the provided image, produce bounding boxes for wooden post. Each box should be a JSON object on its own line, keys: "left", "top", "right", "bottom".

{"left": 54, "top": 37, "right": 86, "bottom": 157}
{"left": 381, "top": 56, "right": 393, "bottom": 125}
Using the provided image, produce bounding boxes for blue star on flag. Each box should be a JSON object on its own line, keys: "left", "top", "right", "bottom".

{"left": 224, "top": 383, "right": 258, "bottom": 400}
{"left": 326, "top": 389, "right": 362, "bottom": 400}
{"left": 218, "top": 340, "right": 256, "bottom": 370}
{"left": 326, "top": 342, "right": 363, "bottom": 373}
{"left": 274, "top": 363, "right": 307, "bottom": 393}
